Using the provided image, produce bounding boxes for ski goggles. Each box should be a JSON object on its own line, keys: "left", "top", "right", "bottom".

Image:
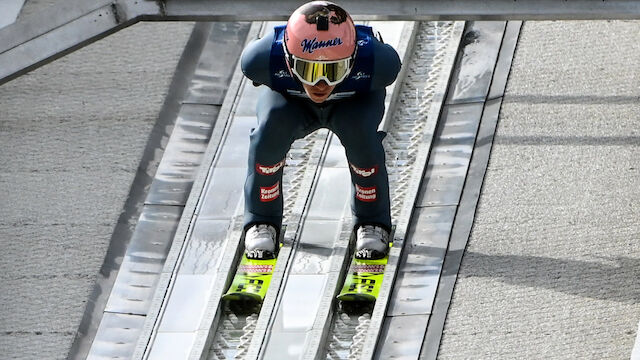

{"left": 284, "top": 42, "right": 355, "bottom": 86}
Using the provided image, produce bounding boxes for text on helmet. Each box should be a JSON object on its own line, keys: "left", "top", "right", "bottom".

{"left": 301, "top": 37, "right": 343, "bottom": 54}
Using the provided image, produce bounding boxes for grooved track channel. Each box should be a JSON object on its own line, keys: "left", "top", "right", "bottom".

{"left": 325, "top": 21, "right": 457, "bottom": 360}
{"left": 208, "top": 121, "right": 329, "bottom": 359}
{"left": 207, "top": 22, "right": 331, "bottom": 359}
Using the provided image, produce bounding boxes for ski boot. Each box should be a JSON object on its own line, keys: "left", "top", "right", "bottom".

{"left": 355, "top": 224, "right": 390, "bottom": 260}
{"left": 245, "top": 224, "right": 278, "bottom": 260}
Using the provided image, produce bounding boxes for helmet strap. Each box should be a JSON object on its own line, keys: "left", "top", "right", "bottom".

{"left": 282, "top": 33, "right": 297, "bottom": 79}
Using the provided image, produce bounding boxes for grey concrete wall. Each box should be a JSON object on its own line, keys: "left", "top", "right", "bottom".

{"left": 439, "top": 21, "right": 640, "bottom": 359}
{"left": 0, "top": 21, "right": 193, "bottom": 359}
{"left": 17, "top": 0, "right": 55, "bottom": 19}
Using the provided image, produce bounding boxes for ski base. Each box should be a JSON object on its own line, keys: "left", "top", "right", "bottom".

{"left": 337, "top": 242, "right": 393, "bottom": 303}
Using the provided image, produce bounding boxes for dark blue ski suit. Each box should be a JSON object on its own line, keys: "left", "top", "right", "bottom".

{"left": 241, "top": 24, "right": 401, "bottom": 234}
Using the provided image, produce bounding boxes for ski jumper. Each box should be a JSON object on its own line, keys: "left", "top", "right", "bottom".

{"left": 241, "top": 24, "right": 401, "bottom": 234}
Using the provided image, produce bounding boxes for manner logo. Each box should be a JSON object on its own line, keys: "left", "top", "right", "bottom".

{"left": 301, "top": 37, "right": 343, "bottom": 54}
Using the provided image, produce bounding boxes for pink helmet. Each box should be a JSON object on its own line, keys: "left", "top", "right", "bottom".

{"left": 284, "top": 1, "right": 356, "bottom": 61}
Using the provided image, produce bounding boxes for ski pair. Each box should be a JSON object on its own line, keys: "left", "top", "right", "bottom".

{"left": 222, "top": 227, "right": 393, "bottom": 303}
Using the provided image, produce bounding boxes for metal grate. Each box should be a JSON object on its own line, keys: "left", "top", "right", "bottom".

{"left": 207, "top": 303, "right": 261, "bottom": 360}
{"left": 282, "top": 130, "right": 331, "bottom": 222}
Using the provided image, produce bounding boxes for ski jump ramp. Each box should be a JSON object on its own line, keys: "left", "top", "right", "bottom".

{"left": 1, "top": 1, "right": 640, "bottom": 359}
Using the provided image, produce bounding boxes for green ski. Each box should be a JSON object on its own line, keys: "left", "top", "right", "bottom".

{"left": 337, "top": 242, "right": 393, "bottom": 302}
{"left": 222, "top": 254, "right": 278, "bottom": 302}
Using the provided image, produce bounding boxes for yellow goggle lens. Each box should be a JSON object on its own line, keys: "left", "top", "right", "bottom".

{"left": 293, "top": 58, "right": 351, "bottom": 85}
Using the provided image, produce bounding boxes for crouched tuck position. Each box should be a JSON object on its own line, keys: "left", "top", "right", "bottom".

{"left": 241, "top": 1, "right": 401, "bottom": 260}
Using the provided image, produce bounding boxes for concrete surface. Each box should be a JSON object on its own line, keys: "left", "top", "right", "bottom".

{"left": 439, "top": 21, "right": 640, "bottom": 359}
{"left": 0, "top": 21, "right": 193, "bottom": 360}
{"left": 0, "top": 0, "right": 24, "bottom": 28}
{"left": 16, "top": 0, "right": 55, "bottom": 20}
